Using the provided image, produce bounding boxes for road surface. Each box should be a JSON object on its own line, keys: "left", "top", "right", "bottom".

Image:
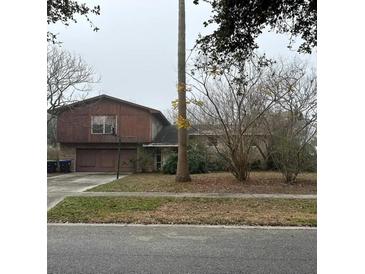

{"left": 48, "top": 224, "right": 316, "bottom": 274}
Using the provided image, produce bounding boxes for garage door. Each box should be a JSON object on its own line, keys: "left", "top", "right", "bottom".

{"left": 76, "top": 149, "right": 136, "bottom": 172}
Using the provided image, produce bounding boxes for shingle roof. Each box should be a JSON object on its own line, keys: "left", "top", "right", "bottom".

{"left": 144, "top": 125, "right": 202, "bottom": 147}
{"left": 145, "top": 123, "right": 267, "bottom": 148}
{"left": 152, "top": 125, "right": 178, "bottom": 145}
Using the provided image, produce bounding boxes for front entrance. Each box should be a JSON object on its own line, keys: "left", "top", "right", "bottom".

{"left": 76, "top": 148, "right": 136, "bottom": 172}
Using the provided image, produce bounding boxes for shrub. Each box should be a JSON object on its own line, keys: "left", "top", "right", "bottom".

{"left": 162, "top": 153, "right": 178, "bottom": 174}
{"left": 162, "top": 143, "right": 207, "bottom": 174}
{"left": 266, "top": 154, "right": 278, "bottom": 171}
{"left": 133, "top": 147, "right": 154, "bottom": 172}
{"left": 249, "top": 160, "right": 263, "bottom": 171}
{"left": 188, "top": 147, "right": 207, "bottom": 174}
{"left": 268, "top": 134, "right": 317, "bottom": 183}
{"left": 206, "top": 154, "right": 229, "bottom": 172}
{"left": 137, "top": 147, "right": 153, "bottom": 172}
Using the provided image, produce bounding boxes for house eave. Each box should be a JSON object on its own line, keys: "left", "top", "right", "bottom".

{"left": 143, "top": 143, "right": 178, "bottom": 148}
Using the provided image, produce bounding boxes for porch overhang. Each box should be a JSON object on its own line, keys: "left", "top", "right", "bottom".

{"left": 142, "top": 143, "right": 178, "bottom": 148}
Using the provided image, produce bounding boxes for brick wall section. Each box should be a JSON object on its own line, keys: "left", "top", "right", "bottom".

{"left": 57, "top": 99, "right": 153, "bottom": 144}
{"left": 59, "top": 144, "right": 76, "bottom": 171}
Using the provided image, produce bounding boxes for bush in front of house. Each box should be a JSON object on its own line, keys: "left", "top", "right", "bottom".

{"left": 162, "top": 145, "right": 207, "bottom": 175}
{"left": 268, "top": 134, "right": 317, "bottom": 183}
{"left": 249, "top": 160, "right": 263, "bottom": 171}
{"left": 206, "top": 154, "right": 229, "bottom": 172}
{"left": 162, "top": 153, "right": 178, "bottom": 174}
{"left": 188, "top": 147, "right": 207, "bottom": 174}
{"left": 134, "top": 147, "right": 154, "bottom": 172}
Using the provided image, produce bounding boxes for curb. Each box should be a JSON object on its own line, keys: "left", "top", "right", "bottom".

{"left": 47, "top": 223, "right": 317, "bottom": 230}
{"left": 75, "top": 192, "right": 317, "bottom": 199}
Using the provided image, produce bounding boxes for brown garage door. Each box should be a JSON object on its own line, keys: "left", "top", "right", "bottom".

{"left": 76, "top": 149, "right": 136, "bottom": 172}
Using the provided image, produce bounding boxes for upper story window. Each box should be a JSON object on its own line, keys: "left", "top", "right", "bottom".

{"left": 91, "top": 115, "right": 117, "bottom": 135}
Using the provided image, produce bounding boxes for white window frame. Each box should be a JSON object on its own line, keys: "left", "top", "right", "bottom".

{"left": 155, "top": 149, "right": 162, "bottom": 170}
{"left": 91, "top": 115, "right": 118, "bottom": 135}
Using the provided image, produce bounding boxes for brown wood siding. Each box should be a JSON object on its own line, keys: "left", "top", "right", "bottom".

{"left": 57, "top": 99, "right": 152, "bottom": 143}
{"left": 76, "top": 148, "right": 137, "bottom": 172}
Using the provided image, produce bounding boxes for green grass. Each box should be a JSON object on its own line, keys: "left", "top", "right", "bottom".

{"left": 87, "top": 172, "right": 317, "bottom": 194}
{"left": 48, "top": 196, "right": 317, "bottom": 226}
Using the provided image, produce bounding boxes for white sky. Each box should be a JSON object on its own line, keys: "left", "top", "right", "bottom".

{"left": 48, "top": 0, "right": 316, "bottom": 113}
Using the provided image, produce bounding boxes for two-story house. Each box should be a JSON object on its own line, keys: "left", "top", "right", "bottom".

{"left": 54, "top": 94, "right": 269, "bottom": 173}
{"left": 55, "top": 94, "right": 170, "bottom": 172}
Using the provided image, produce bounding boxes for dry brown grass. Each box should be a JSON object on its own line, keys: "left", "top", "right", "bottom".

{"left": 47, "top": 196, "right": 316, "bottom": 226}
{"left": 89, "top": 171, "right": 316, "bottom": 194}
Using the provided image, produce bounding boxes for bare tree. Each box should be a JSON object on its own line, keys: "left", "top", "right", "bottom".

{"left": 163, "top": 108, "right": 178, "bottom": 125}
{"left": 47, "top": 45, "right": 99, "bottom": 123}
{"left": 264, "top": 60, "right": 317, "bottom": 183}
{"left": 176, "top": 0, "right": 191, "bottom": 182}
{"left": 188, "top": 55, "right": 284, "bottom": 182}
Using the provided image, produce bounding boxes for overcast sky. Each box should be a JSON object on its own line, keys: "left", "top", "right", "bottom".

{"left": 49, "top": 0, "right": 316, "bottom": 113}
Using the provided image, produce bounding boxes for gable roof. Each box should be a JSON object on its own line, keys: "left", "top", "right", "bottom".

{"left": 152, "top": 125, "right": 178, "bottom": 145}
{"left": 143, "top": 123, "right": 267, "bottom": 148}
{"left": 143, "top": 125, "right": 201, "bottom": 147}
{"left": 52, "top": 94, "right": 170, "bottom": 125}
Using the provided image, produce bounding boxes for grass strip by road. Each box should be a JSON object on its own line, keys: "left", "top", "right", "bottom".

{"left": 87, "top": 172, "right": 316, "bottom": 194}
{"left": 47, "top": 196, "right": 316, "bottom": 227}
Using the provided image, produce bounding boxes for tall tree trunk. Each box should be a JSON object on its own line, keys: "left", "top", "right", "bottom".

{"left": 176, "top": 0, "right": 191, "bottom": 182}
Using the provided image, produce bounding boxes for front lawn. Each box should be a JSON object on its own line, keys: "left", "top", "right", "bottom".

{"left": 47, "top": 196, "right": 316, "bottom": 226}
{"left": 88, "top": 172, "right": 316, "bottom": 194}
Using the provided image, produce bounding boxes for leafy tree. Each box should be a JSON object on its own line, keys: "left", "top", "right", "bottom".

{"left": 47, "top": 0, "right": 100, "bottom": 43}
{"left": 193, "top": 0, "right": 316, "bottom": 62}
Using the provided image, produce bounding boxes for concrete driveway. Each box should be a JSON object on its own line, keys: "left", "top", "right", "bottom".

{"left": 47, "top": 173, "right": 119, "bottom": 210}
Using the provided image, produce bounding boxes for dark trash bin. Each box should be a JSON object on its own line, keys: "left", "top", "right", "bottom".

{"left": 47, "top": 160, "right": 58, "bottom": 173}
{"left": 59, "top": 160, "right": 72, "bottom": 173}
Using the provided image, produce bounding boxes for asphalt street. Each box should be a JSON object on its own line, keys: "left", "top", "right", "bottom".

{"left": 48, "top": 224, "right": 316, "bottom": 274}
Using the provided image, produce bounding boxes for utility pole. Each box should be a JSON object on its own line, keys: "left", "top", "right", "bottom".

{"left": 112, "top": 127, "right": 121, "bottom": 180}
{"left": 116, "top": 136, "right": 121, "bottom": 179}
{"left": 176, "top": 0, "right": 191, "bottom": 182}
